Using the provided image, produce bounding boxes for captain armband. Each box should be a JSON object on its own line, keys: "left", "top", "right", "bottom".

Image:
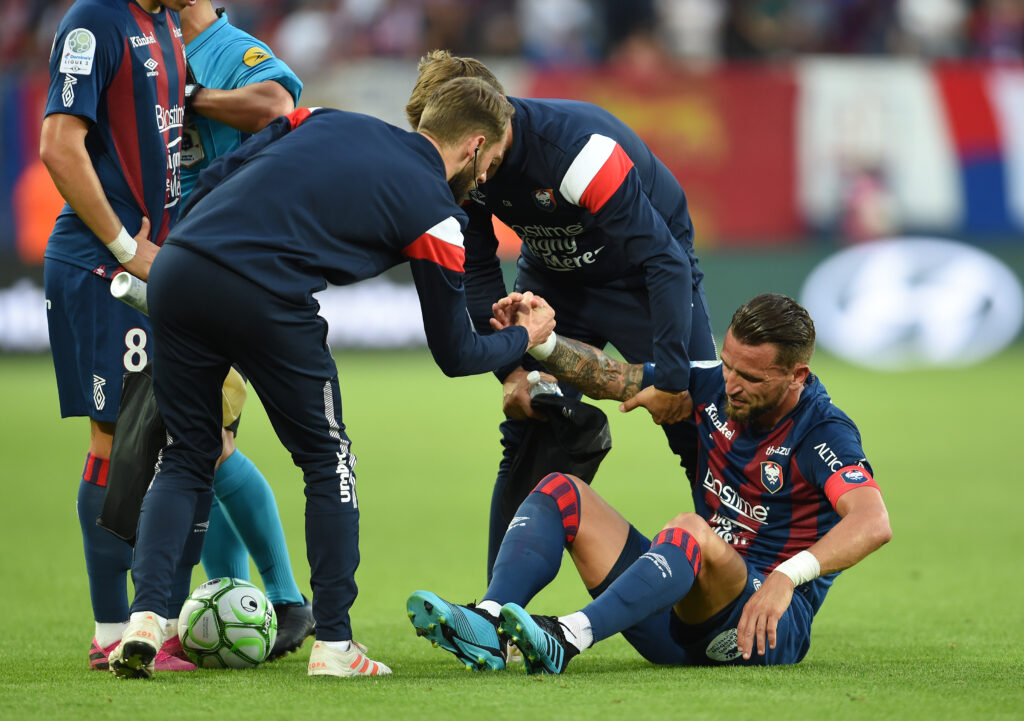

{"left": 774, "top": 550, "right": 821, "bottom": 587}
{"left": 106, "top": 226, "right": 138, "bottom": 264}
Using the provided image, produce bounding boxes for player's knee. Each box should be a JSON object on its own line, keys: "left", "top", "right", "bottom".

{"left": 530, "top": 472, "right": 582, "bottom": 543}
{"left": 661, "top": 512, "right": 712, "bottom": 545}
{"left": 654, "top": 513, "right": 706, "bottom": 575}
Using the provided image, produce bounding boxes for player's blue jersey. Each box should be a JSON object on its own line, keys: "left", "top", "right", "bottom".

{"left": 169, "top": 108, "right": 530, "bottom": 376}
{"left": 179, "top": 10, "right": 302, "bottom": 202}
{"left": 44, "top": 0, "right": 186, "bottom": 278}
{"left": 464, "top": 96, "right": 701, "bottom": 392}
{"left": 688, "top": 363, "right": 879, "bottom": 613}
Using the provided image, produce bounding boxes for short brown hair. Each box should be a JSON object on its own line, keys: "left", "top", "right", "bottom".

{"left": 406, "top": 49, "right": 505, "bottom": 130}
{"left": 729, "top": 293, "right": 816, "bottom": 368}
{"left": 418, "top": 76, "right": 512, "bottom": 151}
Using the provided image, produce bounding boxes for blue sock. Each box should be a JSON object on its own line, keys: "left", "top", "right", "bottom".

{"left": 484, "top": 473, "right": 579, "bottom": 606}
{"left": 201, "top": 495, "right": 250, "bottom": 581}
{"left": 583, "top": 527, "right": 702, "bottom": 643}
{"left": 78, "top": 455, "right": 132, "bottom": 622}
{"left": 213, "top": 450, "right": 303, "bottom": 605}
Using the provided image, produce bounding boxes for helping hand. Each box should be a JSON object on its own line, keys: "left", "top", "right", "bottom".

{"left": 500, "top": 367, "right": 551, "bottom": 420}
{"left": 619, "top": 386, "right": 693, "bottom": 425}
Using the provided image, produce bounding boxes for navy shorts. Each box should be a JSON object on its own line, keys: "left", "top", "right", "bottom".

{"left": 605, "top": 527, "right": 814, "bottom": 666}
{"left": 664, "top": 562, "right": 814, "bottom": 666}
{"left": 44, "top": 259, "right": 151, "bottom": 421}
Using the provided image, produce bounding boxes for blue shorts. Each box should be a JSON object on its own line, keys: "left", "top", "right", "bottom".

{"left": 664, "top": 562, "right": 814, "bottom": 666}
{"left": 44, "top": 259, "right": 152, "bottom": 422}
{"left": 605, "top": 527, "right": 814, "bottom": 666}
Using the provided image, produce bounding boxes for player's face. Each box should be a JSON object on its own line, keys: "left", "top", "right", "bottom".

{"left": 449, "top": 125, "right": 510, "bottom": 202}
{"left": 720, "top": 330, "right": 797, "bottom": 427}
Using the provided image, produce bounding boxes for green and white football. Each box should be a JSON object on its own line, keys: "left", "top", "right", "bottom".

{"left": 177, "top": 577, "right": 277, "bottom": 669}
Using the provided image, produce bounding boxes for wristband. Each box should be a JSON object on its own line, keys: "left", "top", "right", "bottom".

{"left": 527, "top": 331, "right": 557, "bottom": 360}
{"left": 106, "top": 226, "right": 137, "bottom": 264}
{"left": 774, "top": 550, "right": 820, "bottom": 587}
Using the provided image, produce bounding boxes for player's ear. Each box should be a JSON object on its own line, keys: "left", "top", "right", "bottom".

{"left": 791, "top": 363, "right": 810, "bottom": 387}
{"left": 465, "top": 134, "right": 485, "bottom": 160}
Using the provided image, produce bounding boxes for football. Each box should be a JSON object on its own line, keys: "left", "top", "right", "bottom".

{"left": 177, "top": 577, "right": 278, "bottom": 669}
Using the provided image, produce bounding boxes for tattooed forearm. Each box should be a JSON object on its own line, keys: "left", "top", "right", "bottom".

{"left": 542, "top": 336, "right": 645, "bottom": 401}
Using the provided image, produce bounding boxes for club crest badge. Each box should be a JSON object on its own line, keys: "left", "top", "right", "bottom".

{"left": 841, "top": 467, "right": 869, "bottom": 484}
{"left": 532, "top": 188, "right": 557, "bottom": 212}
{"left": 760, "top": 461, "right": 783, "bottom": 494}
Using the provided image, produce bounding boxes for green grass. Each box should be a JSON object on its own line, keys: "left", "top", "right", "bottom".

{"left": 1, "top": 348, "right": 1021, "bottom": 720}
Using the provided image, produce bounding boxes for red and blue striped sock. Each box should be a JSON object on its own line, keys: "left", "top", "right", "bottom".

{"left": 582, "top": 527, "right": 702, "bottom": 643}
{"left": 484, "top": 472, "right": 581, "bottom": 606}
{"left": 78, "top": 453, "right": 133, "bottom": 622}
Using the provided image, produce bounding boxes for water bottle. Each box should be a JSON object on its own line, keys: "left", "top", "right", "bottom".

{"left": 527, "top": 370, "right": 562, "bottom": 399}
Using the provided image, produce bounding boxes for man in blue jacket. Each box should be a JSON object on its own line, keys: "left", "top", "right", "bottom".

{"left": 109, "top": 78, "right": 555, "bottom": 679}
{"left": 405, "top": 51, "right": 718, "bottom": 579}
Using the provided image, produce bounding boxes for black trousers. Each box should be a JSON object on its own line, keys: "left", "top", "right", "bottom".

{"left": 132, "top": 244, "right": 359, "bottom": 640}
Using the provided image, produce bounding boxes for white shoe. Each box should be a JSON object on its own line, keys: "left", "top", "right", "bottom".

{"left": 110, "top": 613, "right": 165, "bottom": 679}
{"left": 307, "top": 641, "right": 392, "bottom": 677}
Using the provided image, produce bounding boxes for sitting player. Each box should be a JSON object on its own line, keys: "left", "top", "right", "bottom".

{"left": 407, "top": 293, "right": 892, "bottom": 671}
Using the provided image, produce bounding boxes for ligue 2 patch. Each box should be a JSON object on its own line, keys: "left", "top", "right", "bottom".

{"left": 532, "top": 188, "right": 557, "bottom": 212}
{"left": 59, "top": 28, "right": 96, "bottom": 75}
{"left": 243, "top": 47, "right": 271, "bottom": 67}
{"left": 841, "top": 468, "right": 869, "bottom": 484}
{"left": 760, "top": 461, "right": 783, "bottom": 494}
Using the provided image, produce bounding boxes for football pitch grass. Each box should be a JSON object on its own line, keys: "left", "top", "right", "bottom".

{"left": 1, "top": 348, "right": 1021, "bottom": 720}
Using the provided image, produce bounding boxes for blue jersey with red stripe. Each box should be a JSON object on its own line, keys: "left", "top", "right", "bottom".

{"left": 689, "top": 362, "right": 879, "bottom": 612}
{"left": 44, "top": 0, "right": 186, "bottom": 278}
{"left": 464, "top": 96, "right": 701, "bottom": 391}
{"left": 169, "top": 108, "right": 530, "bottom": 376}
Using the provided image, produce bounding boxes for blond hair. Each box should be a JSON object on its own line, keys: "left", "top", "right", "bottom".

{"left": 406, "top": 49, "right": 505, "bottom": 130}
{"left": 418, "top": 76, "right": 512, "bottom": 151}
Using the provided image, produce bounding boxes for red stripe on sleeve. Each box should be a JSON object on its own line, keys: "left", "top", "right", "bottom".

{"left": 578, "top": 144, "right": 634, "bottom": 213}
{"left": 403, "top": 233, "right": 465, "bottom": 273}
{"left": 287, "top": 108, "right": 312, "bottom": 129}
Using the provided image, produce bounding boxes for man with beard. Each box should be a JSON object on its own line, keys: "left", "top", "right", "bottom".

{"left": 407, "top": 293, "right": 892, "bottom": 672}
{"left": 109, "top": 77, "right": 556, "bottom": 679}
{"left": 404, "top": 51, "right": 718, "bottom": 582}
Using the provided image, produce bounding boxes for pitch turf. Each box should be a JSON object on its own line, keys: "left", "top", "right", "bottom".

{"left": 1, "top": 349, "right": 1021, "bottom": 720}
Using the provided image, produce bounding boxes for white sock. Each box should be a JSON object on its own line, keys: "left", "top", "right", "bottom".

{"left": 165, "top": 618, "right": 178, "bottom": 637}
{"left": 324, "top": 640, "right": 351, "bottom": 652}
{"left": 95, "top": 621, "right": 128, "bottom": 648}
{"left": 557, "top": 611, "right": 593, "bottom": 653}
{"left": 130, "top": 611, "right": 167, "bottom": 633}
{"left": 476, "top": 600, "right": 502, "bottom": 619}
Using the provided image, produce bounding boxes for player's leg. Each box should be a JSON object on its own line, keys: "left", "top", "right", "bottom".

{"left": 220, "top": 284, "right": 387, "bottom": 677}
{"left": 410, "top": 473, "right": 629, "bottom": 672}
{"left": 494, "top": 474, "right": 690, "bottom": 673}
{"left": 110, "top": 247, "right": 227, "bottom": 678}
{"left": 45, "top": 259, "right": 139, "bottom": 668}
{"left": 486, "top": 275, "right": 610, "bottom": 580}
{"left": 209, "top": 426, "right": 313, "bottom": 659}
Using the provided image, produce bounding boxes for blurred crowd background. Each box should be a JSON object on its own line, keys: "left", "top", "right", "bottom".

{"left": 2, "top": 0, "right": 1022, "bottom": 361}
{"left": 4, "top": 0, "right": 1024, "bottom": 73}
